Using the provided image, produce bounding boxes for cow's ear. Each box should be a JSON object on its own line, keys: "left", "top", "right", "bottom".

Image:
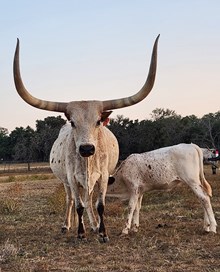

{"left": 101, "top": 111, "right": 112, "bottom": 121}
{"left": 101, "top": 111, "right": 112, "bottom": 126}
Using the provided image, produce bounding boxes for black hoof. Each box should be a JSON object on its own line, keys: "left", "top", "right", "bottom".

{"left": 98, "top": 234, "right": 109, "bottom": 243}
{"left": 77, "top": 233, "right": 86, "bottom": 241}
{"left": 61, "top": 226, "right": 69, "bottom": 234}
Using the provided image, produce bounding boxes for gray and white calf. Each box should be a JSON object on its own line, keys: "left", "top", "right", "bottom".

{"left": 108, "top": 143, "right": 217, "bottom": 234}
{"left": 13, "top": 36, "right": 159, "bottom": 241}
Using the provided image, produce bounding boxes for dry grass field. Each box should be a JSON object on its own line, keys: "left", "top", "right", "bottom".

{"left": 0, "top": 164, "right": 220, "bottom": 271}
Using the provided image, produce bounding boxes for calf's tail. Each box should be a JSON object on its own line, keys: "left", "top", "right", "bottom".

{"left": 192, "top": 143, "right": 212, "bottom": 197}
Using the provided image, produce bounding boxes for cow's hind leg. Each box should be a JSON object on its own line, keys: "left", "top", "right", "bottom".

{"left": 122, "top": 193, "right": 139, "bottom": 235}
{"left": 131, "top": 194, "right": 143, "bottom": 232}
{"left": 62, "top": 184, "right": 74, "bottom": 233}
{"left": 187, "top": 181, "right": 217, "bottom": 233}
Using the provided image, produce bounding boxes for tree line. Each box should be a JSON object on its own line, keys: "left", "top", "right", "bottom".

{"left": 0, "top": 108, "right": 220, "bottom": 162}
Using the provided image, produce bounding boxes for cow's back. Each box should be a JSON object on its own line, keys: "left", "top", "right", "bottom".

{"left": 112, "top": 143, "right": 203, "bottom": 192}
{"left": 139, "top": 143, "right": 202, "bottom": 183}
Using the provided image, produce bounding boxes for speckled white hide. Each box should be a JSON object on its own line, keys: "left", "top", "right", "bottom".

{"left": 108, "top": 143, "right": 217, "bottom": 234}
{"left": 50, "top": 101, "right": 119, "bottom": 236}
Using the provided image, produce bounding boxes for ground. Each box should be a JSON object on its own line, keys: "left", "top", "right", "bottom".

{"left": 0, "top": 165, "right": 220, "bottom": 271}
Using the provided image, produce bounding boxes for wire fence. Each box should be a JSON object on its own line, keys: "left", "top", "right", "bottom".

{"left": 0, "top": 161, "right": 51, "bottom": 174}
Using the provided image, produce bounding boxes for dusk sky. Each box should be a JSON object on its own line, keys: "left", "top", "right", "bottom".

{"left": 1, "top": 1, "right": 220, "bottom": 132}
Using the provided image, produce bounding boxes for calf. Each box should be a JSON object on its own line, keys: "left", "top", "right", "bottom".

{"left": 108, "top": 143, "right": 217, "bottom": 234}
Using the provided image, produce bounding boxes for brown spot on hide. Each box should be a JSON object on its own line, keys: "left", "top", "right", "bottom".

{"left": 58, "top": 160, "right": 61, "bottom": 163}
{"left": 148, "top": 165, "right": 152, "bottom": 170}
{"left": 51, "top": 158, "right": 54, "bottom": 163}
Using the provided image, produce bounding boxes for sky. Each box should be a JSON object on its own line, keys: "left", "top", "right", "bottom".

{"left": 1, "top": 0, "right": 220, "bottom": 132}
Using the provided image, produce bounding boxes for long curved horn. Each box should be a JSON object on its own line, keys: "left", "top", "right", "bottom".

{"left": 13, "top": 39, "right": 68, "bottom": 112}
{"left": 102, "top": 35, "right": 160, "bottom": 111}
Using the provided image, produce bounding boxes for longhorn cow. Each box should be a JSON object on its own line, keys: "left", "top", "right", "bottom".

{"left": 13, "top": 36, "right": 159, "bottom": 242}
{"left": 108, "top": 143, "right": 217, "bottom": 235}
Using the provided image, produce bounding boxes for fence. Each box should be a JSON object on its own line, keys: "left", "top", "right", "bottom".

{"left": 0, "top": 161, "right": 51, "bottom": 174}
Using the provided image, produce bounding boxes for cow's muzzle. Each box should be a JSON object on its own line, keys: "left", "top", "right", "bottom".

{"left": 79, "top": 144, "right": 95, "bottom": 157}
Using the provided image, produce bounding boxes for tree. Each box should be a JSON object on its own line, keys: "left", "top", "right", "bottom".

{"left": 34, "top": 116, "right": 66, "bottom": 161}
{"left": 0, "top": 127, "right": 10, "bottom": 160}
{"left": 179, "top": 115, "right": 202, "bottom": 144}
{"left": 200, "top": 112, "right": 220, "bottom": 149}
{"left": 149, "top": 108, "right": 182, "bottom": 148}
{"left": 10, "top": 126, "right": 35, "bottom": 163}
{"left": 2, "top": 109, "right": 220, "bottom": 162}
{"left": 109, "top": 115, "right": 132, "bottom": 159}
{"left": 150, "top": 108, "right": 180, "bottom": 121}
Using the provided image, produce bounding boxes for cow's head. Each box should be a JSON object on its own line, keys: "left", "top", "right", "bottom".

{"left": 13, "top": 35, "right": 159, "bottom": 157}
{"left": 64, "top": 100, "right": 112, "bottom": 157}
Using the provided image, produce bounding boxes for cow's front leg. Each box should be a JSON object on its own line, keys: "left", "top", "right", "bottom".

{"left": 76, "top": 200, "right": 86, "bottom": 240}
{"left": 84, "top": 191, "right": 98, "bottom": 232}
{"left": 68, "top": 174, "right": 86, "bottom": 240}
{"left": 96, "top": 179, "right": 109, "bottom": 243}
{"left": 97, "top": 200, "right": 109, "bottom": 243}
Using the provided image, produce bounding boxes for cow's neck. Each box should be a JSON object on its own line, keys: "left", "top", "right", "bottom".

{"left": 75, "top": 153, "right": 101, "bottom": 195}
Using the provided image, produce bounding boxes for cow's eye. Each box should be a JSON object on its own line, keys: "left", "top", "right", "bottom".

{"left": 96, "top": 120, "right": 101, "bottom": 127}
{"left": 70, "top": 121, "right": 75, "bottom": 128}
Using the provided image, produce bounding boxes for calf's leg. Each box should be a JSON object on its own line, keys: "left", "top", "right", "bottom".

{"left": 122, "top": 193, "right": 139, "bottom": 235}
{"left": 187, "top": 181, "right": 217, "bottom": 233}
{"left": 131, "top": 194, "right": 143, "bottom": 232}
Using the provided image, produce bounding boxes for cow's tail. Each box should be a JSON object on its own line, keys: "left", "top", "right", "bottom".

{"left": 192, "top": 143, "right": 212, "bottom": 197}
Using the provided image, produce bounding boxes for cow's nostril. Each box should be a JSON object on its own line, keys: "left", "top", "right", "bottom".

{"left": 79, "top": 144, "right": 95, "bottom": 157}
